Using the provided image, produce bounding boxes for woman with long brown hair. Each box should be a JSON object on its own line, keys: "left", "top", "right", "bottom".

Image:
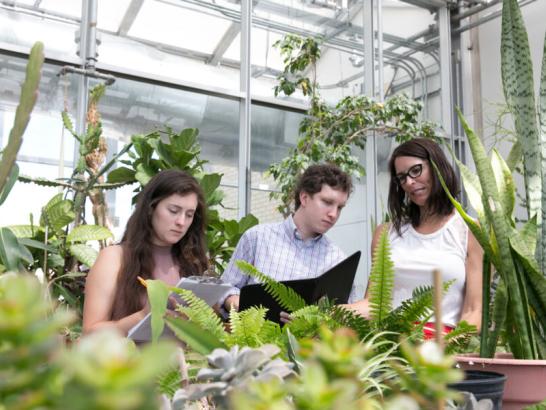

{"left": 347, "top": 138, "right": 483, "bottom": 337}
{"left": 83, "top": 169, "right": 208, "bottom": 335}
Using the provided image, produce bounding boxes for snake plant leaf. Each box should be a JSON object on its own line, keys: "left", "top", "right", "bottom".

{"left": 458, "top": 107, "right": 534, "bottom": 358}
{"left": 453, "top": 157, "right": 487, "bottom": 230}
{"left": 518, "top": 214, "right": 538, "bottom": 255}
{"left": 491, "top": 148, "right": 516, "bottom": 223}
{"left": 482, "top": 281, "right": 507, "bottom": 358}
{"left": 66, "top": 225, "right": 113, "bottom": 243}
{"left": 69, "top": 244, "right": 98, "bottom": 267}
{"left": 368, "top": 225, "right": 394, "bottom": 323}
{"left": 501, "top": 0, "right": 541, "bottom": 223}
{"left": 506, "top": 140, "right": 522, "bottom": 172}
{"left": 432, "top": 160, "right": 492, "bottom": 256}
{"left": 540, "top": 32, "right": 546, "bottom": 273}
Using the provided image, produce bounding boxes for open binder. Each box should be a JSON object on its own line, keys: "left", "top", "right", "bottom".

{"left": 238, "top": 251, "right": 361, "bottom": 323}
{"left": 128, "top": 276, "right": 232, "bottom": 343}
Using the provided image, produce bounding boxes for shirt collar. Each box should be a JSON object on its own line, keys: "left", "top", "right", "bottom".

{"left": 284, "top": 215, "right": 323, "bottom": 243}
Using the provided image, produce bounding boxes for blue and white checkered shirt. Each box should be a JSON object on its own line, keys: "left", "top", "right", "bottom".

{"left": 220, "top": 215, "right": 359, "bottom": 304}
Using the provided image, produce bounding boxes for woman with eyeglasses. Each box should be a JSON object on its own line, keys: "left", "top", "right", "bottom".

{"left": 347, "top": 138, "right": 483, "bottom": 337}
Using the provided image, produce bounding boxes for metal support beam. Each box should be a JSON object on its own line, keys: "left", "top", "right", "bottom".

{"left": 117, "top": 0, "right": 145, "bottom": 36}
{"left": 363, "top": 0, "right": 377, "bottom": 274}
{"left": 238, "top": 0, "right": 251, "bottom": 218}
{"left": 207, "top": 23, "right": 240, "bottom": 66}
{"left": 438, "top": 5, "right": 455, "bottom": 153}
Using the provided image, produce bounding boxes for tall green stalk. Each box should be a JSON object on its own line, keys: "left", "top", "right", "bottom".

{"left": 0, "top": 42, "right": 44, "bottom": 195}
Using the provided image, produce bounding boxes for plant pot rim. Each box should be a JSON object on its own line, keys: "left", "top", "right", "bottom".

{"left": 456, "top": 352, "right": 546, "bottom": 366}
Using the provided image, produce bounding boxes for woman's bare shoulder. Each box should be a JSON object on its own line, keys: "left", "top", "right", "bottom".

{"left": 88, "top": 245, "right": 124, "bottom": 280}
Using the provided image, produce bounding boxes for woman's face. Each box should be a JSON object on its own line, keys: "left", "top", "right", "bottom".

{"left": 394, "top": 156, "right": 432, "bottom": 208}
{"left": 151, "top": 193, "right": 198, "bottom": 247}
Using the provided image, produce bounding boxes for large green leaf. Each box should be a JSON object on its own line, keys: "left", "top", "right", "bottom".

{"left": 135, "top": 163, "right": 156, "bottom": 186}
{"left": 238, "top": 213, "right": 259, "bottom": 233}
{"left": 170, "top": 128, "right": 198, "bottom": 152}
{"left": 200, "top": 173, "right": 222, "bottom": 200}
{"left": 106, "top": 166, "right": 136, "bottom": 184}
{"left": 6, "top": 225, "right": 39, "bottom": 238}
{"left": 41, "top": 196, "right": 74, "bottom": 232}
{"left": 0, "top": 227, "right": 32, "bottom": 271}
{"left": 18, "top": 238, "right": 55, "bottom": 252}
{"left": 165, "top": 316, "right": 225, "bottom": 355}
{"left": 146, "top": 279, "right": 171, "bottom": 343}
{"left": 69, "top": 244, "right": 98, "bottom": 267}
{"left": 66, "top": 225, "right": 113, "bottom": 243}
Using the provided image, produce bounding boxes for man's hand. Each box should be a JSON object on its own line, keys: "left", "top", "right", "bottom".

{"left": 224, "top": 295, "right": 240, "bottom": 311}
{"left": 280, "top": 311, "right": 293, "bottom": 324}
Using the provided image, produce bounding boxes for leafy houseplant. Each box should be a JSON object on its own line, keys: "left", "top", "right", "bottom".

{"left": 106, "top": 127, "right": 258, "bottom": 273}
{"left": 268, "top": 34, "right": 440, "bottom": 216}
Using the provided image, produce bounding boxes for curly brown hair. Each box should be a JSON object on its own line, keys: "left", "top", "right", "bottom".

{"left": 294, "top": 164, "right": 353, "bottom": 210}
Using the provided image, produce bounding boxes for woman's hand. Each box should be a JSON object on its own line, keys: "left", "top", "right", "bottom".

{"left": 341, "top": 299, "right": 371, "bottom": 318}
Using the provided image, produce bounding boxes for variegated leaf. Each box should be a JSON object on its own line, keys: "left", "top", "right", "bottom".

{"left": 66, "top": 225, "right": 113, "bottom": 243}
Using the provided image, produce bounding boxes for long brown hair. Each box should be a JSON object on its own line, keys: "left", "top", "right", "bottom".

{"left": 388, "top": 138, "right": 459, "bottom": 235}
{"left": 110, "top": 169, "right": 208, "bottom": 320}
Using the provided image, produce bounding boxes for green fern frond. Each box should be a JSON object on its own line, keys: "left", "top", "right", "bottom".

{"left": 156, "top": 367, "right": 182, "bottom": 398}
{"left": 368, "top": 226, "right": 395, "bottom": 323}
{"left": 171, "top": 288, "right": 225, "bottom": 342}
{"left": 235, "top": 260, "right": 307, "bottom": 311}
{"left": 444, "top": 320, "right": 478, "bottom": 355}
{"left": 329, "top": 305, "right": 373, "bottom": 340}
{"left": 225, "top": 306, "right": 269, "bottom": 348}
{"left": 286, "top": 305, "right": 328, "bottom": 338}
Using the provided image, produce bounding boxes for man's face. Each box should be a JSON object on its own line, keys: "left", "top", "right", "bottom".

{"left": 298, "top": 184, "right": 348, "bottom": 235}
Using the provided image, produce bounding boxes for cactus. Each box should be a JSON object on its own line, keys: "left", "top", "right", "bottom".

{"left": 0, "top": 42, "right": 44, "bottom": 198}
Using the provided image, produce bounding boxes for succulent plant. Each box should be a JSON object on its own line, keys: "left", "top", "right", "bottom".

{"left": 170, "top": 344, "right": 294, "bottom": 409}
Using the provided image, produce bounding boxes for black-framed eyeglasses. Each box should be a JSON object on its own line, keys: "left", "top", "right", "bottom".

{"left": 396, "top": 163, "right": 423, "bottom": 185}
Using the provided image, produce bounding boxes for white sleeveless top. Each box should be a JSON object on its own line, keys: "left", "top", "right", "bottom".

{"left": 389, "top": 213, "right": 468, "bottom": 327}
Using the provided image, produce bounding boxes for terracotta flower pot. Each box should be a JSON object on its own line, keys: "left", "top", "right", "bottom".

{"left": 456, "top": 353, "right": 546, "bottom": 410}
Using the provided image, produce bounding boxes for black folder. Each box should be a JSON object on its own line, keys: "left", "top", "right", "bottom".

{"left": 238, "top": 251, "right": 361, "bottom": 323}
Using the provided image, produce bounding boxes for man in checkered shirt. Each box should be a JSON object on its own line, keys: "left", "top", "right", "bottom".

{"left": 219, "top": 163, "right": 358, "bottom": 314}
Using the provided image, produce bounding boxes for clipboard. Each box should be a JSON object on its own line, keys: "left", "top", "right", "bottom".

{"left": 238, "top": 251, "right": 361, "bottom": 323}
{"left": 128, "top": 276, "right": 232, "bottom": 343}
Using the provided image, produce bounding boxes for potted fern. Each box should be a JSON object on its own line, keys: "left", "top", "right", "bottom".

{"left": 436, "top": 0, "right": 546, "bottom": 407}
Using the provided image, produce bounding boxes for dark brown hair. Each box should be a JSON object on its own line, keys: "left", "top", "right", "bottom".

{"left": 388, "top": 138, "right": 459, "bottom": 235}
{"left": 294, "top": 163, "right": 353, "bottom": 210}
{"left": 110, "top": 169, "right": 208, "bottom": 321}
